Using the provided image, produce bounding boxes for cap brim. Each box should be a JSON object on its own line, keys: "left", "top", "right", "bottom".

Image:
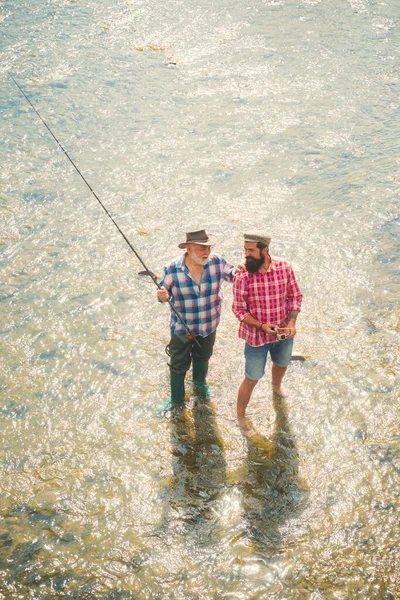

{"left": 244, "top": 235, "right": 271, "bottom": 245}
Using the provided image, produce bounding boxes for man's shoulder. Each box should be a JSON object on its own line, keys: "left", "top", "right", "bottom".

{"left": 233, "top": 269, "right": 251, "bottom": 282}
{"left": 271, "top": 255, "right": 292, "bottom": 270}
{"left": 163, "top": 255, "right": 185, "bottom": 272}
{"left": 209, "top": 253, "right": 228, "bottom": 264}
{"left": 207, "top": 253, "right": 233, "bottom": 270}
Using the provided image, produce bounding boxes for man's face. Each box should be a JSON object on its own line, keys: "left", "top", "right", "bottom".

{"left": 244, "top": 242, "right": 265, "bottom": 273}
{"left": 187, "top": 244, "right": 211, "bottom": 265}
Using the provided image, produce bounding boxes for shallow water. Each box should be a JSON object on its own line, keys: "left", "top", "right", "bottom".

{"left": 0, "top": 0, "right": 399, "bottom": 598}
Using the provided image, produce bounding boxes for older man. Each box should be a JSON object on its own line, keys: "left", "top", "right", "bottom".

{"left": 232, "top": 233, "right": 303, "bottom": 429}
{"left": 157, "top": 229, "right": 235, "bottom": 414}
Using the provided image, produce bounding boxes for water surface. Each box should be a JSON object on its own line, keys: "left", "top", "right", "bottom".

{"left": 0, "top": 0, "right": 399, "bottom": 598}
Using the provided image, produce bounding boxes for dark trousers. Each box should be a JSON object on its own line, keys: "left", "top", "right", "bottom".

{"left": 168, "top": 331, "right": 217, "bottom": 403}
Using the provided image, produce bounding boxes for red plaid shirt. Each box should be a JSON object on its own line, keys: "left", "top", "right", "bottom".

{"left": 232, "top": 256, "right": 303, "bottom": 346}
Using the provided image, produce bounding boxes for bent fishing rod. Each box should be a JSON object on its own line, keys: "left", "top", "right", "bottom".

{"left": 9, "top": 73, "right": 201, "bottom": 348}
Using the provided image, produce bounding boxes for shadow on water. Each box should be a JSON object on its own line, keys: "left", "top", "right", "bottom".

{"left": 166, "top": 398, "right": 227, "bottom": 537}
{"left": 240, "top": 394, "right": 309, "bottom": 556}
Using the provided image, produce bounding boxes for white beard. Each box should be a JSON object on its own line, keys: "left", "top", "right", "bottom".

{"left": 192, "top": 254, "right": 210, "bottom": 266}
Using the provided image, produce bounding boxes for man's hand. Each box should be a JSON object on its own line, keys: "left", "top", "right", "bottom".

{"left": 284, "top": 318, "right": 297, "bottom": 339}
{"left": 157, "top": 287, "right": 169, "bottom": 302}
{"left": 261, "top": 323, "right": 278, "bottom": 335}
{"left": 236, "top": 263, "right": 245, "bottom": 272}
{"left": 285, "top": 328, "right": 296, "bottom": 339}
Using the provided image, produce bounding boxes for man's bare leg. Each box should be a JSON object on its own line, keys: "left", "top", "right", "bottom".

{"left": 271, "top": 363, "right": 287, "bottom": 397}
{"left": 237, "top": 376, "right": 258, "bottom": 430}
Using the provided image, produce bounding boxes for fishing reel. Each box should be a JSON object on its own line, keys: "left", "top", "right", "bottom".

{"left": 273, "top": 327, "right": 287, "bottom": 341}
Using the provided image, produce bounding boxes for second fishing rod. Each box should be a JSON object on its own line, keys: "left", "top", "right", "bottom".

{"left": 9, "top": 73, "right": 201, "bottom": 348}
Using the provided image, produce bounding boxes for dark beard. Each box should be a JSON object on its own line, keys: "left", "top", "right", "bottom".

{"left": 245, "top": 255, "right": 265, "bottom": 273}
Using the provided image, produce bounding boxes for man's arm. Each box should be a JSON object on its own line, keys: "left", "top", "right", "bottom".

{"left": 288, "top": 310, "right": 299, "bottom": 322}
{"left": 284, "top": 266, "right": 302, "bottom": 337}
{"left": 284, "top": 310, "right": 299, "bottom": 338}
{"left": 219, "top": 256, "right": 237, "bottom": 283}
{"left": 232, "top": 274, "right": 249, "bottom": 320}
{"left": 242, "top": 315, "right": 278, "bottom": 335}
{"left": 286, "top": 267, "right": 303, "bottom": 313}
{"left": 157, "top": 269, "right": 173, "bottom": 303}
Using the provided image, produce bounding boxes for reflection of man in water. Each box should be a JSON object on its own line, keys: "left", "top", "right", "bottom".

{"left": 157, "top": 229, "right": 235, "bottom": 415}
{"left": 168, "top": 402, "right": 227, "bottom": 530}
{"left": 240, "top": 396, "right": 308, "bottom": 553}
{"left": 232, "top": 234, "right": 303, "bottom": 429}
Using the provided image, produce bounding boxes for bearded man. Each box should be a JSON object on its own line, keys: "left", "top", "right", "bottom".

{"left": 157, "top": 229, "right": 236, "bottom": 414}
{"left": 232, "top": 233, "right": 303, "bottom": 429}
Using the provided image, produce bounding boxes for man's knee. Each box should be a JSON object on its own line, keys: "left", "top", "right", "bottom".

{"left": 169, "top": 364, "right": 190, "bottom": 377}
{"left": 243, "top": 376, "right": 259, "bottom": 389}
{"left": 168, "top": 334, "right": 192, "bottom": 374}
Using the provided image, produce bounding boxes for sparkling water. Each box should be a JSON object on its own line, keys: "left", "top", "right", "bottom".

{"left": 0, "top": 0, "right": 399, "bottom": 597}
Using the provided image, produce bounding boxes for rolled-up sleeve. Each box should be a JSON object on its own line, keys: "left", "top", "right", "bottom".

{"left": 286, "top": 267, "right": 303, "bottom": 313}
{"left": 232, "top": 275, "right": 250, "bottom": 322}
{"left": 159, "top": 267, "right": 174, "bottom": 291}
{"left": 220, "top": 257, "right": 235, "bottom": 283}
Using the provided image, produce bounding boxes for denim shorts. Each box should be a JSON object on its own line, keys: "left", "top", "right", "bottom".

{"left": 244, "top": 338, "right": 294, "bottom": 380}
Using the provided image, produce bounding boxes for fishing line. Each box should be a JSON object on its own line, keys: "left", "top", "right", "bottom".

{"left": 279, "top": 327, "right": 357, "bottom": 337}
{"left": 9, "top": 73, "right": 201, "bottom": 347}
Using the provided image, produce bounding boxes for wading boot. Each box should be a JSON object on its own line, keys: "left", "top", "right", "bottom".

{"left": 158, "top": 372, "right": 186, "bottom": 416}
{"left": 193, "top": 359, "right": 211, "bottom": 399}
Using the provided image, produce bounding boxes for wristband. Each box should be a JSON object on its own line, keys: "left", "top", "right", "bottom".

{"left": 259, "top": 323, "right": 264, "bottom": 331}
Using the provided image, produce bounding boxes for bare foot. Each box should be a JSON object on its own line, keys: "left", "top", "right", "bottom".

{"left": 237, "top": 415, "right": 257, "bottom": 438}
{"left": 272, "top": 386, "right": 286, "bottom": 398}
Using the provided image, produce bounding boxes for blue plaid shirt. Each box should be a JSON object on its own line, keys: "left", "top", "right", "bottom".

{"left": 159, "top": 253, "right": 235, "bottom": 336}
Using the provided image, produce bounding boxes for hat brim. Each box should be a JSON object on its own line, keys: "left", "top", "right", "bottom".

{"left": 178, "top": 236, "right": 216, "bottom": 249}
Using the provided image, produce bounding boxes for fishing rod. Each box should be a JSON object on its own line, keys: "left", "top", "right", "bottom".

{"left": 274, "top": 327, "right": 357, "bottom": 341}
{"left": 9, "top": 73, "right": 201, "bottom": 347}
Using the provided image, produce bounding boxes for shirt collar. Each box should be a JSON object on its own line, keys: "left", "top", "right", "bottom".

{"left": 260, "top": 256, "right": 277, "bottom": 273}
{"left": 177, "top": 253, "right": 187, "bottom": 271}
